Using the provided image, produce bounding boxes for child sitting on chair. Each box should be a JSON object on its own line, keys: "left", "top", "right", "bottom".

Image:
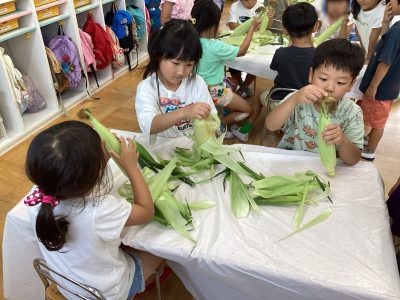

{"left": 269, "top": 3, "right": 318, "bottom": 102}
{"left": 266, "top": 38, "right": 365, "bottom": 166}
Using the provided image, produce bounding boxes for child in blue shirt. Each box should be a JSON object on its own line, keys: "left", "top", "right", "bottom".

{"left": 358, "top": 0, "right": 400, "bottom": 161}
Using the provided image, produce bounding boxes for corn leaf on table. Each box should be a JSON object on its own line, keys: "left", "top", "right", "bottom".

{"left": 3, "top": 132, "right": 399, "bottom": 300}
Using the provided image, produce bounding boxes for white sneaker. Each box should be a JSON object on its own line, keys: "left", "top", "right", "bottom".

{"left": 231, "top": 125, "right": 249, "bottom": 142}
{"left": 361, "top": 146, "right": 375, "bottom": 161}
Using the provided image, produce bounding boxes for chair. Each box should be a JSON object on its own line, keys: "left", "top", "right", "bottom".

{"left": 260, "top": 87, "right": 297, "bottom": 139}
{"left": 33, "top": 258, "right": 163, "bottom": 300}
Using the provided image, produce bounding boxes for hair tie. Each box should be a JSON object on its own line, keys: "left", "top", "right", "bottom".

{"left": 24, "top": 187, "right": 60, "bottom": 208}
{"left": 190, "top": 18, "right": 196, "bottom": 25}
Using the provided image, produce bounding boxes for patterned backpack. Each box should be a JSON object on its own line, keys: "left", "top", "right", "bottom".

{"left": 47, "top": 26, "right": 82, "bottom": 87}
{"left": 45, "top": 46, "right": 69, "bottom": 94}
{"left": 106, "top": 26, "right": 125, "bottom": 68}
{"left": 22, "top": 74, "right": 46, "bottom": 113}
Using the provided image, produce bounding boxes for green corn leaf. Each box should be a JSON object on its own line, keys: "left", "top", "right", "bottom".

{"left": 187, "top": 201, "right": 216, "bottom": 210}
{"left": 214, "top": 154, "right": 252, "bottom": 177}
{"left": 148, "top": 158, "right": 177, "bottom": 200}
{"left": 293, "top": 180, "right": 310, "bottom": 230}
{"left": 229, "top": 172, "right": 250, "bottom": 218}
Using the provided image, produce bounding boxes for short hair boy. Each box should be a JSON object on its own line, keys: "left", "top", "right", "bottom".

{"left": 270, "top": 2, "right": 319, "bottom": 101}
{"left": 266, "top": 38, "right": 365, "bottom": 165}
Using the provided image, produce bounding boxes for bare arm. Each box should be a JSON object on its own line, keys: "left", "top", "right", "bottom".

{"left": 381, "top": 2, "right": 394, "bottom": 36}
{"left": 150, "top": 103, "right": 211, "bottom": 134}
{"left": 337, "top": 135, "right": 362, "bottom": 165}
{"left": 366, "top": 28, "right": 382, "bottom": 61}
{"left": 160, "top": 1, "right": 174, "bottom": 25}
{"left": 238, "top": 17, "right": 261, "bottom": 56}
{"left": 364, "top": 62, "right": 390, "bottom": 99}
{"left": 228, "top": 22, "right": 239, "bottom": 30}
{"left": 109, "top": 138, "right": 154, "bottom": 226}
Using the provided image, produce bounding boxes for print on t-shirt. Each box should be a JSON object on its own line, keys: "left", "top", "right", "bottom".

{"left": 159, "top": 97, "right": 192, "bottom": 132}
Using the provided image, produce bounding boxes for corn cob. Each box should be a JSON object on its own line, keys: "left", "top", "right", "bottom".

{"left": 259, "top": 12, "right": 269, "bottom": 34}
{"left": 314, "top": 17, "right": 344, "bottom": 47}
{"left": 231, "top": 10, "right": 264, "bottom": 37}
{"left": 318, "top": 101, "right": 336, "bottom": 177}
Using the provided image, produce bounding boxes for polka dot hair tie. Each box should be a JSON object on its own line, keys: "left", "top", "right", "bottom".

{"left": 24, "top": 187, "right": 60, "bottom": 208}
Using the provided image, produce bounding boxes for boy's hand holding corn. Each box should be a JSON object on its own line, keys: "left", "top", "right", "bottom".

{"left": 321, "top": 123, "right": 345, "bottom": 146}
{"left": 294, "top": 85, "right": 328, "bottom": 105}
{"left": 181, "top": 102, "right": 211, "bottom": 121}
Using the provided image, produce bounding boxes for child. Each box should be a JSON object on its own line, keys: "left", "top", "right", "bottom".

{"left": 316, "top": 0, "right": 352, "bottom": 39}
{"left": 135, "top": 19, "right": 217, "bottom": 143}
{"left": 270, "top": 3, "right": 318, "bottom": 101}
{"left": 358, "top": 0, "right": 400, "bottom": 161}
{"left": 350, "top": 0, "right": 385, "bottom": 62}
{"left": 227, "top": 0, "right": 275, "bottom": 97}
{"left": 160, "top": 0, "right": 194, "bottom": 25}
{"left": 266, "top": 38, "right": 365, "bottom": 165}
{"left": 25, "top": 121, "right": 163, "bottom": 299}
{"left": 192, "top": 0, "right": 261, "bottom": 141}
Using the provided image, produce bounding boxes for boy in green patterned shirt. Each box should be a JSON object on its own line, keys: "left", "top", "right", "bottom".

{"left": 266, "top": 39, "right": 365, "bottom": 166}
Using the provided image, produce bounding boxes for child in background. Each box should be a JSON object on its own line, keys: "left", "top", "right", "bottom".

{"left": 192, "top": 0, "right": 260, "bottom": 142}
{"left": 264, "top": 0, "right": 289, "bottom": 32}
{"left": 135, "top": 19, "right": 217, "bottom": 143}
{"left": 160, "top": 0, "right": 194, "bottom": 24}
{"left": 227, "top": 0, "right": 275, "bottom": 97}
{"left": 358, "top": 0, "right": 400, "bottom": 161}
{"left": 270, "top": 3, "right": 318, "bottom": 102}
{"left": 266, "top": 39, "right": 365, "bottom": 165}
{"left": 25, "top": 121, "right": 163, "bottom": 299}
{"left": 350, "top": 0, "right": 385, "bottom": 62}
{"left": 316, "top": 0, "right": 352, "bottom": 39}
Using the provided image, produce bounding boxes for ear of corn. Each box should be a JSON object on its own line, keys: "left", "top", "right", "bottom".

{"left": 259, "top": 13, "right": 269, "bottom": 34}
{"left": 313, "top": 17, "right": 344, "bottom": 47}
{"left": 318, "top": 101, "right": 337, "bottom": 177}
{"left": 231, "top": 11, "right": 264, "bottom": 37}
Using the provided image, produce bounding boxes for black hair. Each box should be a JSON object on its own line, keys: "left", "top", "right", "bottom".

{"left": 143, "top": 19, "right": 202, "bottom": 79}
{"left": 324, "top": 0, "right": 350, "bottom": 13}
{"left": 26, "top": 121, "right": 112, "bottom": 251}
{"left": 351, "top": 0, "right": 382, "bottom": 20}
{"left": 191, "top": 0, "right": 221, "bottom": 36}
{"left": 312, "top": 38, "right": 365, "bottom": 79}
{"left": 282, "top": 3, "right": 318, "bottom": 38}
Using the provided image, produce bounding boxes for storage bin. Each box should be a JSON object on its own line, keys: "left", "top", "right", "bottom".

{"left": 0, "top": 18, "right": 19, "bottom": 35}
{"left": 36, "top": 5, "right": 60, "bottom": 21}
{"left": 74, "top": 0, "right": 90, "bottom": 8}
{"left": 34, "top": 0, "right": 57, "bottom": 7}
{"left": 0, "top": 1, "right": 16, "bottom": 17}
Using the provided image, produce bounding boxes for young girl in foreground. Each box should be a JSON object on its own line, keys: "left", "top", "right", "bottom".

{"left": 350, "top": 0, "right": 385, "bottom": 62}
{"left": 135, "top": 19, "right": 217, "bottom": 143}
{"left": 191, "top": 0, "right": 261, "bottom": 142}
{"left": 25, "top": 121, "right": 163, "bottom": 299}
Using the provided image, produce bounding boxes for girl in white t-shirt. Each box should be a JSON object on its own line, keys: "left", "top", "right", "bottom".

{"left": 135, "top": 19, "right": 217, "bottom": 143}
{"left": 350, "top": 0, "right": 385, "bottom": 62}
{"left": 25, "top": 121, "right": 163, "bottom": 300}
{"left": 315, "top": 0, "right": 352, "bottom": 39}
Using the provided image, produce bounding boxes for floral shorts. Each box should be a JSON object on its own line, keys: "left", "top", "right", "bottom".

{"left": 209, "top": 82, "right": 234, "bottom": 107}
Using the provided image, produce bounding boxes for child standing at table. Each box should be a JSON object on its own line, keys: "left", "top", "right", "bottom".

{"left": 270, "top": 3, "right": 318, "bottom": 102}
{"left": 316, "top": 0, "right": 352, "bottom": 39}
{"left": 227, "top": 0, "right": 275, "bottom": 97}
{"left": 135, "top": 19, "right": 217, "bottom": 143}
{"left": 192, "top": 0, "right": 260, "bottom": 141}
{"left": 25, "top": 121, "right": 164, "bottom": 299}
{"left": 350, "top": 0, "right": 385, "bottom": 62}
{"left": 266, "top": 38, "right": 365, "bottom": 165}
{"left": 160, "top": 0, "right": 194, "bottom": 25}
{"left": 357, "top": 0, "right": 400, "bottom": 161}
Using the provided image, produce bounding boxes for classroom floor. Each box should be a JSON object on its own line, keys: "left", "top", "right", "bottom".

{"left": 1, "top": 1, "right": 400, "bottom": 299}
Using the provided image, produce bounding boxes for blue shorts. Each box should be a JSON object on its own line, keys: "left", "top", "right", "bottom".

{"left": 126, "top": 251, "right": 145, "bottom": 299}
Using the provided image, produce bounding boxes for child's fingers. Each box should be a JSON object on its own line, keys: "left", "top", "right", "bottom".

{"left": 108, "top": 150, "right": 120, "bottom": 160}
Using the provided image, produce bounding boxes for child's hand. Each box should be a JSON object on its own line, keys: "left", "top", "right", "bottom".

{"left": 250, "top": 16, "right": 261, "bottom": 31}
{"left": 295, "top": 85, "right": 328, "bottom": 104}
{"left": 267, "top": 8, "right": 275, "bottom": 18}
{"left": 182, "top": 103, "right": 211, "bottom": 120}
{"left": 109, "top": 137, "right": 139, "bottom": 174}
{"left": 383, "top": 2, "right": 394, "bottom": 24}
{"left": 364, "top": 84, "right": 377, "bottom": 100}
{"left": 322, "top": 124, "right": 344, "bottom": 145}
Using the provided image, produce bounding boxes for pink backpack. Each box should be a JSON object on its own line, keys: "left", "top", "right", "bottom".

{"left": 106, "top": 26, "right": 125, "bottom": 68}
{"left": 78, "top": 29, "right": 97, "bottom": 72}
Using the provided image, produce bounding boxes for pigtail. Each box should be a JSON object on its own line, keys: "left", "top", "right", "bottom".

{"left": 36, "top": 203, "right": 69, "bottom": 251}
{"left": 144, "top": 28, "right": 162, "bottom": 79}
{"left": 351, "top": 0, "right": 361, "bottom": 20}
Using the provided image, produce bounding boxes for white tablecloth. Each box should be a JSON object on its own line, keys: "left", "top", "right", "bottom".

{"left": 3, "top": 133, "right": 400, "bottom": 300}
{"left": 225, "top": 45, "right": 366, "bottom": 99}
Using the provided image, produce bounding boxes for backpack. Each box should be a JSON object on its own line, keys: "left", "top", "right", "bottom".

{"left": 22, "top": 74, "right": 46, "bottom": 113}
{"left": 45, "top": 46, "right": 69, "bottom": 94}
{"left": 112, "top": 10, "right": 139, "bottom": 70}
{"left": 127, "top": 5, "right": 146, "bottom": 40}
{"left": 1, "top": 47, "right": 29, "bottom": 114}
{"left": 83, "top": 13, "right": 113, "bottom": 70}
{"left": 106, "top": 26, "right": 125, "bottom": 68}
{"left": 78, "top": 28, "right": 97, "bottom": 72}
{"left": 47, "top": 26, "right": 82, "bottom": 88}
{"left": 145, "top": 0, "right": 161, "bottom": 32}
